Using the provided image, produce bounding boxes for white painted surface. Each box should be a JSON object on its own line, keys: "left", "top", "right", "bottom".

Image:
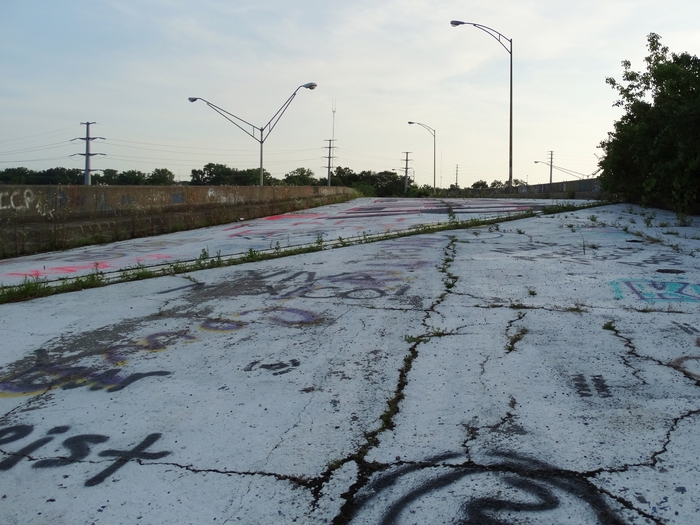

{"left": 1, "top": 201, "right": 699, "bottom": 524}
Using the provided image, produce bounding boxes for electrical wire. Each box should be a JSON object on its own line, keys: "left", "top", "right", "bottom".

{"left": 0, "top": 142, "right": 73, "bottom": 156}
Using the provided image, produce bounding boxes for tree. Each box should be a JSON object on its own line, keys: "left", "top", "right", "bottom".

{"left": 0, "top": 167, "right": 34, "bottom": 184}
{"left": 190, "top": 163, "right": 268, "bottom": 186}
{"left": 489, "top": 180, "right": 505, "bottom": 189}
{"left": 599, "top": 33, "right": 700, "bottom": 219}
{"left": 471, "top": 180, "right": 489, "bottom": 189}
{"left": 148, "top": 168, "right": 175, "bottom": 185}
{"left": 98, "top": 169, "right": 119, "bottom": 185}
{"left": 283, "top": 167, "right": 317, "bottom": 186}
{"left": 117, "top": 170, "right": 147, "bottom": 185}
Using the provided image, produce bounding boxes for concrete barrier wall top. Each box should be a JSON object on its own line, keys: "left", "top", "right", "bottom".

{"left": 0, "top": 185, "right": 354, "bottom": 222}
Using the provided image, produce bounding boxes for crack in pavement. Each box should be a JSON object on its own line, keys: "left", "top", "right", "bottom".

{"left": 326, "top": 234, "right": 460, "bottom": 524}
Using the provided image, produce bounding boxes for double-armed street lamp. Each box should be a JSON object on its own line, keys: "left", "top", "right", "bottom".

{"left": 188, "top": 82, "right": 317, "bottom": 186}
{"left": 450, "top": 20, "right": 513, "bottom": 189}
{"left": 408, "top": 121, "right": 436, "bottom": 194}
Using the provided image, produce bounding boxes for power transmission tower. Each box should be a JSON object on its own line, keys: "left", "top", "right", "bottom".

{"left": 328, "top": 101, "right": 337, "bottom": 186}
{"left": 324, "top": 139, "right": 337, "bottom": 186}
{"left": 455, "top": 164, "right": 459, "bottom": 187}
{"left": 402, "top": 152, "right": 412, "bottom": 193}
{"left": 71, "top": 122, "right": 105, "bottom": 185}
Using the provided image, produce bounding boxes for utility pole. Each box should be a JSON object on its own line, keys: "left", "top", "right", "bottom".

{"left": 402, "top": 152, "right": 412, "bottom": 194}
{"left": 71, "top": 122, "right": 104, "bottom": 185}
{"left": 329, "top": 101, "right": 336, "bottom": 186}
{"left": 324, "top": 139, "right": 337, "bottom": 186}
{"left": 549, "top": 150, "right": 553, "bottom": 184}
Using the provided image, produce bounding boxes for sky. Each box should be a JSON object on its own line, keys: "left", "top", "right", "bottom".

{"left": 1, "top": 0, "right": 699, "bottom": 188}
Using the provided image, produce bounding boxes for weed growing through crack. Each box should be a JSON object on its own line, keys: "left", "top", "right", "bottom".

{"left": 404, "top": 335, "right": 429, "bottom": 344}
{"left": 506, "top": 327, "right": 529, "bottom": 352}
{"left": 642, "top": 211, "right": 656, "bottom": 227}
{"left": 603, "top": 321, "right": 616, "bottom": 331}
{"left": 527, "top": 288, "right": 537, "bottom": 296}
{"left": 565, "top": 303, "right": 588, "bottom": 313}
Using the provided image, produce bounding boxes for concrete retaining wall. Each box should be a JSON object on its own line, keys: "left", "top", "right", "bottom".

{"left": 0, "top": 185, "right": 357, "bottom": 258}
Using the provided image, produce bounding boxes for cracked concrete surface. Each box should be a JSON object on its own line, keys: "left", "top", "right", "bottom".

{"left": 1, "top": 200, "right": 700, "bottom": 523}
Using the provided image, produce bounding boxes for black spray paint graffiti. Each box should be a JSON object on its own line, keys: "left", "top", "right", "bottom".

{"left": 671, "top": 321, "right": 699, "bottom": 335}
{"left": 262, "top": 270, "right": 411, "bottom": 301}
{"left": 572, "top": 374, "right": 612, "bottom": 398}
{"left": 200, "top": 307, "right": 322, "bottom": 334}
{"left": 349, "top": 452, "right": 629, "bottom": 524}
{"left": 0, "top": 424, "right": 170, "bottom": 486}
{"left": 669, "top": 356, "right": 700, "bottom": 381}
{"left": 0, "top": 331, "right": 195, "bottom": 397}
{"left": 244, "top": 359, "right": 301, "bottom": 376}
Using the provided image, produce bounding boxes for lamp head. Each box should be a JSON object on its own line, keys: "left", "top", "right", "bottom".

{"left": 408, "top": 121, "right": 415, "bottom": 124}
{"left": 188, "top": 97, "right": 199, "bottom": 103}
{"left": 302, "top": 82, "right": 317, "bottom": 90}
{"left": 450, "top": 20, "right": 466, "bottom": 27}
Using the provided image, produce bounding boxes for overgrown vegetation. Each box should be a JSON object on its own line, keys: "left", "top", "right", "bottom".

{"left": 599, "top": 33, "right": 700, "bottom": 221}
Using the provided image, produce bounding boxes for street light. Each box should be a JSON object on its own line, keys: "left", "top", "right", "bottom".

{"left": 188, "top": 82, "right": 317, "bottom": 186}
{"left": 451, "top": 20, "right": 513, "bottom": 189}
{"left": 408, "top": 121, "right": 436, "bottom": 195}
{"left": 534, "top": 160, "right": 553, "bottom": 184}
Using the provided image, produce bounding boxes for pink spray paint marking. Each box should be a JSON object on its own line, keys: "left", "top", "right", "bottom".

{"left": 5, "top": 261, "right": 114, "bottom": 278}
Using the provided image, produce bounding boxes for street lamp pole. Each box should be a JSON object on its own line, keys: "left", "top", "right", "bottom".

{"left": 408, "top": 121, "right": 436, "bottom": 194}
{"left": 189, "top": 82, "right": 317, "bottom": 186}
{"left": 451, "top": 20, "right": 513, "bottom": 189}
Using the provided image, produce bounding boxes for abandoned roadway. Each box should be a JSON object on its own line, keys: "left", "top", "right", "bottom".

{"left": 1, "top": 199, "right": 699, "bottom": 524}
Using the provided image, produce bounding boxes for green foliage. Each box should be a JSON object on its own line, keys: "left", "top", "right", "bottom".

{"left": 117, "top": 170, "right": 148, "bottom": 185}
{"left": 190, "top": 163, "right": 263, "bottom": 186}
{"left": 283, "top": 167, "right": 317, "bottom": 186}
{"left": 599, "top": 33, "right": 700, "bottom": 218}
{"left": 0, "top": 167, "right": 82, "bottom": 185}
{"left": 331, "top": 166, "right": 412, "bottom": 197}
{"left": 471, "top": 180, "right": 489, "bottom": 189}
{"left": 148, "top": 168, "right": 176, "bottom": 185}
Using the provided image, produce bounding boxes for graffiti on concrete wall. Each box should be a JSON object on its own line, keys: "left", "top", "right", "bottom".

{"left": 0, "top": 189, "right": 35, "bottom": 211}
{"left": 0, "top": 424, "right": 170, "bottom": 486}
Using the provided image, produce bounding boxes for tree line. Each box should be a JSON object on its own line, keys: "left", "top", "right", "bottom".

{"left": 599, "top": 33, "right": 700, "bottom": 220}
{"left": 0, "top": 167, "right": 177, "bottom": 186}
{"left": 0, "top": 164, "right": 436, "bottom": 197}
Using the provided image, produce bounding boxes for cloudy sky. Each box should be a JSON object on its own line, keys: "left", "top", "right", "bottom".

{"left": 1, "top": 0, "right": 699, "bottom": 188}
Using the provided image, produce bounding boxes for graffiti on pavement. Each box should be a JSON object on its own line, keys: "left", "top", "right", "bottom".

{"left": 0, "top": 331, "right": 195, "bottom": 397}
{"left": 611, "top": 280, "right": 700, "bottom": 302}
{"left": 0, "top": 424, "right": 170, "bottom": 486}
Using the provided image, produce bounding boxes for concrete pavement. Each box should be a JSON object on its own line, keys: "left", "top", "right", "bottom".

{"left": 0, "top": 197, "right": 544, "bottom": 287}
{"left": 1, "top": 200, "right": 699, "bottom": 524}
